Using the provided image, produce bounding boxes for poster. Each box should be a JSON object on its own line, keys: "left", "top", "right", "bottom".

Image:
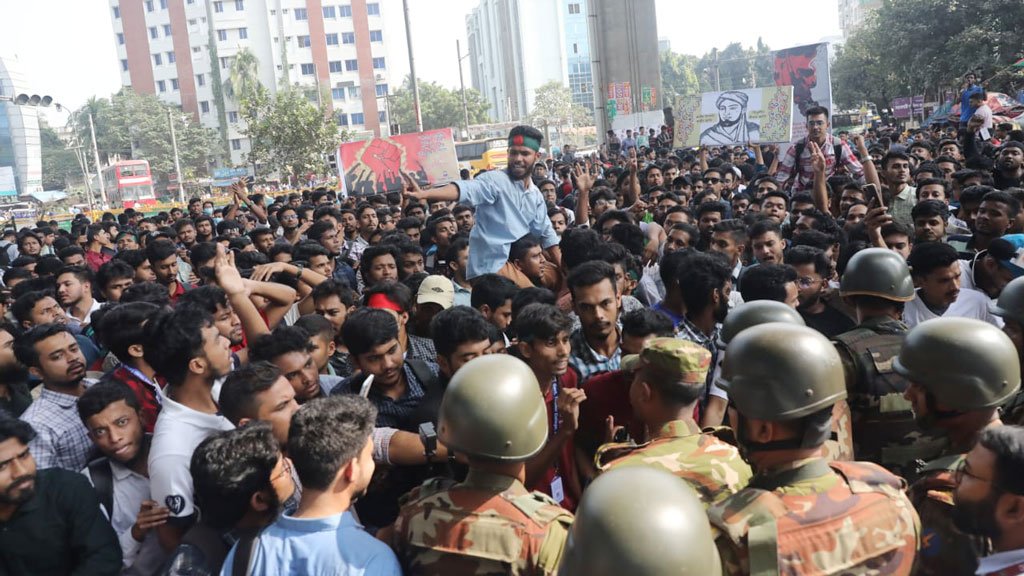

{"left": 773, "top": 43, "right": 832, "bottom": 142}
{"left": 338, "top": 128, "right": 459, "bottom": 197}
{"left": 893, "top": 97, "right": 912, "bottom": 119}
{"left": 607, "top": 82, "right": 633, "bottom": 116}
{"left": 673, "top": 86, "right": 793, "bottom": 147}
{"left": 912, "top": 95, "right": 925, "bottom": 116}
{"left": 212, "top": 167, "right": 249, "bottom": 188}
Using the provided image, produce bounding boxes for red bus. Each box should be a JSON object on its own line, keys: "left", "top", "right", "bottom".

{"left": 101, "top": 161, "right": 156, "bottom": 208}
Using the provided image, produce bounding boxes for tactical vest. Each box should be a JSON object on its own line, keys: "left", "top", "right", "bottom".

{"left": 710, "top": 460, "right": 920, "bottom": 576}
{"left": 834, "top": 326, "right": 945, "bottom": 477}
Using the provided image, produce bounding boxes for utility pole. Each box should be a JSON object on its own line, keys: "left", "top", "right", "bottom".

{"left": 402, "top": 0, "right": 423, "bottom": 132}
{"left": 88, "top": 113, "right": 108, "bottom": 207}
{"left": 713, "top": 51, "right": 722, "bottom": 92}
{"left": 456, "top": 39, "right": 470, "bottom": 141}
{"left": 168, "top": 109, "right": 185, "bottom": 204}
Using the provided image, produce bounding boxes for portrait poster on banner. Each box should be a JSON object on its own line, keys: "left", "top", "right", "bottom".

{"left": 673, "top": 86, "right": 794, "bottom": 148}
{"left": 338, "top": 128, "right": 459, "bottom": 197}
{"left": 773, "top": 42, "right": 833, "bottom": 143}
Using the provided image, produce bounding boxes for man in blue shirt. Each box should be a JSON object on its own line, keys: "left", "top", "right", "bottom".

{"left": 960, "top": 71, "right": 984, "bottom": 129}
{"left": 403, "top": 125, "right": 562, "bottom": 280}
{"left": 221, "top": 395, "right": 400, "bottom": 575}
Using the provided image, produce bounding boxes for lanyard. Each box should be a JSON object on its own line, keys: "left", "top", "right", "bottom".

{"left": 551, "top": 377, "right": 559, "bottom": 434}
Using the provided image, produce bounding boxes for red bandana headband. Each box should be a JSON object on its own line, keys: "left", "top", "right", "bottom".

{"left": 366, "top": 293, "right": 404, "bottom": 313}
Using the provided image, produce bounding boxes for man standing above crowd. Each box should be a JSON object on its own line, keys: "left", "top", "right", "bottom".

{"left": 776, "top": 106, "right": 864, "bottom": 193}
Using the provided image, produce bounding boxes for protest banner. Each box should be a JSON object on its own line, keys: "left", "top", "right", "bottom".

{"left": 338, "top": 128, "right": 459, "bottom": 197}
{"left": 673, "top": 86, "right": 793, "bottom": 147}
{"left": 893, "top": 97, "right": 912, "bottom": 119}
{"left": 773, "top": 43, "right": 832, "bottom": 142}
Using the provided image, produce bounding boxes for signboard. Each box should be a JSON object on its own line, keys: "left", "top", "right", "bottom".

{"left": 912, "top": 95, "right": 925, "bottom": 116}
{"left": 772, "top": 43, "right": 832, "bottom": 143}
{"left": 607, "top": 82, "right": 633, "bottom": 116}
{"left": 212, "top": 167, "right": 250, "bottom": 187}
{"left": 673, "top": 86, "right": 794, "bottom": 147}
{"left": 893, "top": 97, "right": 912, "bottom": 119}
{"left": 338, "top": 128, "right": 459, "bottom": 197}
{"left": 0, "top": 166, "right": 15, "bottom": 197}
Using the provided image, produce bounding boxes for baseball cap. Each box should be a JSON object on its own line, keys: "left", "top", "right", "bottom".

{"left": 416, "top": 275, "right": 454, "bottom": 309}
{"left": 620, "top": 338, "right": 711, "bottom": 385}
{"left": 991, "top": 234, "right": 1024, "bottom": 279}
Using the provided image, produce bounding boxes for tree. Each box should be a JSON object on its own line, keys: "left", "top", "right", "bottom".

{"left": 205, "top": 0, "right": 229, "bottom": 158}
{"left": 224, "top": 47, "right": 263, "bottom": 103}
{"left": 660, "top": 51, "right": 701, "bottom": 104}
{"left": 39, "top": 125, "right": 82, "bottom": 190}
{"left": 240, "top": 87, "right": 341, "bottom": 182}
{"left": 388, "top": 76, "right": 490, "bottom": 134}
{"left": 661, "top": 41, "right": 774, "bottom": 109}
{"left": 527, "top": 81, "right": 592, "bottom": 127}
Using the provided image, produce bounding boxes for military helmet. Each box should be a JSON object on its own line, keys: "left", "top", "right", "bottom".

{"left": 437, "top": 354, "right": 547, "bottom": 461}
{"left": 721, "top": 323, "right": 846, "bottom": 420}
{"left": 719, "top": 300, "right": 806, "bottom": 346}
{"left": 559, "top": 467, "right": 721, "bottom": 576}
{"left": 991, "top": 276, "right": 1024, "bottom": 325}
{"left": 839, "top": 247, "right": 915, "bottom": 302}
{"left": 893, "top": 318, "right": 1021, "bottom": 409}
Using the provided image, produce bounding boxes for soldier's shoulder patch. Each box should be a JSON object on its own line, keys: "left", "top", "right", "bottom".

{"left": 511, "top": 491, "right": 574, "bottom": 526}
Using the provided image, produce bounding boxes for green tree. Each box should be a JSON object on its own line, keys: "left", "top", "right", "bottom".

{"left": 39, "top": 125, "right": 81, "bottom": 190}
{"left": 224, "top": 47, "right": 264, "bottom": 103}
{"left": 527, "top": 80, "right": 592, "bottom": 127}
{"left": 240, "top": 88, "right": 341, "bottom": 182}
{"left": 660, "top": 51, "right": 701, "bottom": 103}
{"left": 389, "top": 76, "right": 490, "bottom": 134}
{"left": 205, "top": 0, "right": 229, "bottom": 158}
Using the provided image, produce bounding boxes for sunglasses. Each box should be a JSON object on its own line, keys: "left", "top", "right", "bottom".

{"left": 704, "top": 178, "right": 721, "bottom": 184}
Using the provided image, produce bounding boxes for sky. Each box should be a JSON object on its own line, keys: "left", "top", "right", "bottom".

{"left": 0, "top": 0, "right": 841, "bottom": 125}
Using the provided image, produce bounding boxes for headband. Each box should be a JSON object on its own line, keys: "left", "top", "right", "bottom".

{"left": 509, "top": 133, "right": 541, "bottom": 152}
{"left": 366, "top": 293, "right": 404, "bottom": 313}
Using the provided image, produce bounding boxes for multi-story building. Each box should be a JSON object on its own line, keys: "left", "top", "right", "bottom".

{"left": 466, "top": 0, "right": 593, "bottom": 123}
{"left": 109, "top": 0, "right": 395, "bottom": 167}
{"left": 838, "top": 0, "right": 881, "bottom": 38}
{"left": 0, "top": 55, "right": 43, "bottom": 197}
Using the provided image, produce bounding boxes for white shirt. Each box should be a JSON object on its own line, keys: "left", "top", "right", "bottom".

{"left": 83, "top": 458, "right": 166, "bottom": 573}
{"left": 903, "top": 287, "right": 1003, "bottom": 328}
{"left": 65, "top": 299, "right": 102, "bottom": 333}
{"left": 148, "top": 396, "right": 234, "bottom": 519}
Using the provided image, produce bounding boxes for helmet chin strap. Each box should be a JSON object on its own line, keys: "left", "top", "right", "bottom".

{"left": 736, "top": 409, "right": 834, "bottom": 458}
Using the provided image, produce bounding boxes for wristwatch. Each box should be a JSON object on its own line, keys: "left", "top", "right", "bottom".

{"left": 419, "top": 422, "right": 437, "bottom": 461}
{"left": 293, "top": 263, "right": 304, "bottom": 280}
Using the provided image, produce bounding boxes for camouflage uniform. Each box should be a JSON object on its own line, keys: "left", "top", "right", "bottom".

{"left": 595, "top": 419, "right": 752, "bottom": 507}
{"left": 709, "top": 457, "right": 921, "bottom": 576}
{"left": 391, "top": 470, "right": 572, "bottom": 575}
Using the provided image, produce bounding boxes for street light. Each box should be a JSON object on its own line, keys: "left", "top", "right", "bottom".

{"left": 2, "top": 93, "right": 58, "bottom": 108}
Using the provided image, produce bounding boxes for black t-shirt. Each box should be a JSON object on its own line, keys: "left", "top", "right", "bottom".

{"left": 801, "top": 305, "right": 856, "bottom": 339}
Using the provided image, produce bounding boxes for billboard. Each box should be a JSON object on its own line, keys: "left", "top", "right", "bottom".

{"left": 673, "top": 87, "right": 794, "bottom": 147}
{"left": 893, "top": 97, "right": 912, "bottom": 119}
{"left": 0, "top": 166, "right": 15, "bottom": 197}
{"left": 338, "top": 128, "right": 459, "bottom": 197}
{"left": 773, "top": 43, "right": 832, "bottom": 142}
{"left": 212, "top": 167, "right": 250, "bottom": 187}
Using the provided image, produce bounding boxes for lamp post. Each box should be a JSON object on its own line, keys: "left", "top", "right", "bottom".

{"left": 456, "top": 40, "right": 470, "bottom": 141}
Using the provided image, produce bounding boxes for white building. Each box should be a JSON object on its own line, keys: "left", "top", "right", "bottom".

{"left": 108, "top": 0, "right": 397, "bottom": 166}
{"left": 0, "top": 55, "right": 43, "bottom": 196}
{"left": 838, "top": 0, "right": 881, "bottom": 38}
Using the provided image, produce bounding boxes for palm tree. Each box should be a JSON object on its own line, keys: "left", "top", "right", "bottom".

{"left": 224, "top": 47, "right": 263, "bottom": 103}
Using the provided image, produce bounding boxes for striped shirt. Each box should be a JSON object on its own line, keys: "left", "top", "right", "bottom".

{"left": 569, "top": 327, "right": 622, "bottom": 382}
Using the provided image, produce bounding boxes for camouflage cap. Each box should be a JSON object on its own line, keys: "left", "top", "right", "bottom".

{"left": 620, "top": 337, "right": 711, "bottom": 384}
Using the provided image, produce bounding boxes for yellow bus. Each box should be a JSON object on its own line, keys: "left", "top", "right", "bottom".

{"left": 455, "top": 138, "right": 508, "bottom": 172}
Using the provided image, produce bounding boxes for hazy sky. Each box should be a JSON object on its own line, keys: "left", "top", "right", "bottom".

{"left": 0, "top": 0, "right": 841, "bottom": 125}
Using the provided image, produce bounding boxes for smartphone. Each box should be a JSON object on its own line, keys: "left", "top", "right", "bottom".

{"left": 864, "top": 183, "right": 884, "bottom": 208}
{"left": 243, "top": 175, "right": 255, "bottom": 185}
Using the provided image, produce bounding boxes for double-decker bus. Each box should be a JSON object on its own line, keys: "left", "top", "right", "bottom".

{"left": 101, "top": 160, "right": 156, "bottom": 208}
{"left": 455, "top": 138, "right": 508, "bottom": 173}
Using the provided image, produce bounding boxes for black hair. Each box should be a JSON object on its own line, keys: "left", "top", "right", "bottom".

{"left": 608, "top": 223, "right": 646, "bottom": 257}
{"left": 120, "top": 282, "right": 171, "bottom": 307}
{"left": 510, "top": 287, "right": 557, "bottom": 323}
{"left": 249, "top": 227, "right": 275, "bottom": 241}
{"left": 13, "top": 323, "right": 75, "bottom": 368}
{"left": 361, "top": 281, "right": 413, "bottom": 313}
{"left": 0, "top": 414, "right": 36, "bottom": 445}
{"left": 907, "top": 241, "right": 959, "bottom": 278}
{"left": 145, "top": 238, "right": 177, "bottom": 265}
{"left": 176, "top": 285, "right": 230, "bottom": 315}
{"left": 35, "top": 256, "right": 64, "bottom": 278}
{"left": 219, "top": 361, "right": 284, "bottom": 425}
{"left": 77, "top": 380, "right": 141, "bottom": 424}
{"left": 250, "top": 325, "right": 314, "bottom": 363}
{"left": 114, "top": 248, "right": 148, "bottom": 270}
{"left": 430, "top": 306, "right": 493, "bottom": 359}
{"left": 189, "top": 242, "right": 219, "bottom": 270}
{"left": 359, "top": 244, "right": 400, "bottom": 282}
{"left": 678, "top": 252, "right": 731, "bottom": 313}
{"left": 739, "top": 264, "right": 798, "bottom": 303}
{"left": 1, "top": 267, "right": 31, "bottom": 286}
{"left": 960, "top": 185, "right": 996, "bottom": 206}
{"left": 595, "top": 210, "right": 632, "bottom": 233}
{"left": 173, "top": 218, "right": 196, "bottom": 233}
{"left": 293, "top": 241, "right": 331, "bottom": 263}
{"left": 711, "top": 219, "right": 748, "bottom": 244}
{"left": 513, "top": 303, "right": 572, "bottom": 343}
{"left": 96, "top": 302, "right": 160, "bottom": 362}
{"left": 881, "top": 151, "right": 911, "bottom": 169}
{"left": 96, "top": 260, "right": 135, "bottom": 292}
{"left": 10, "top": 290, "right": 55, "bottom": 327}
{"left": 659, "top": 249, "right": 694, "bottom": 289}
{"left": 143, "top": 307, "right": 214, "bottom": 386}
{"left": 310, "top": 279, "right": 355, "bottom": 307}
{"left": 621, "top": 307, "right": 674, "bottom": 338}
{"left": 509, "top": 235, "right": 542, "bottom": 264}
{"left": 978, "top": 425, "right": 1024, "bottom": 496}
{"left": 56, "top": 265, "right": 92, "bottom": 285}
{"left": 293, "top": 314, "right": 335, "bottom": 341}
{"left": 805, "top": 105, "right": 829, "bottom": 119}
{"left": 267, "top": 243, "right": 293, "bottom": 261}
{"left": 396, "top": 216, "right": 423, "bottom": 231}
{"left": 567, "top": 260, "right": 618, "bottom": 300}
{"left": 911, "top": 199, "right": 950, "bottom": 221}
{"left": 306, "top": 220, "right": 336, "bottom": 244}
{"left": 559, "top": 227, "right": 601, "bottom": 271}
{"left": 784, "top": 245, "right": 831, "bottom": 277}
{"left": 789, "top": 229, "right": 834, "bottom": 252}
{"left": 470, "top": 273, "right": 519, "bottom": 311}
{"left": 695, "top": 201, "right": 727, "bottom": 220}
{"left": 982, "top": 190, "right": 1022, "bottom": 218}
{"left": 287, "top": 395, "right": 376, "bottom": 491}
{"left": 341, "top": 308, "right": 400, "bottom": 357}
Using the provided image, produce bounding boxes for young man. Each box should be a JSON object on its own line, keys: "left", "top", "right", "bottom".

{"left": 311, "top": 280, "right": 356, "bottom": 377}
{"left": 709, "top": 220, "right": 748, "bottom": 283}
{"left": 748, "top": 219, "right": 787, "bottom": 265}
{"left": 115, "top": 249, "right": 157, "bottom": 284}
{"left": 678, "top": 252, "right": 732, "bottom": 383}
{"left": 504, "top": 235, "right": 547, "bottom": 288}
{"left": 949, "top": 190, "right": 1019, "bottom": 258}
{"left": 84, "top": 223, "right": 115, "bottom": 272}
{"left": 218, "top": 362, "right": 299, "bottom": 452}
{"left": 446, "top": 237, "right": 472, "bottom": 307}
{"left": 359, "top": 244, "right": 400, "bottom": 289}
{"left": 784, "top": 246, "right": 855, "bottom": 338}
{"left": 145, "top": 239, "right": 190, "bottom": 304}
{"left": 221, "top": 396, "right": 400, "bottom": 574}
{"left": 470, "top": 273, "right": 519, "bottom": 339}
{"left": 363, "top": 282, "right": 437, "bottom": 362}
{"left": 912, "top": 199, "right": 949, "bottom": 244}
{"left": 250, "top": 325, "right": 330, "bottom": 402}
{"left": 55, "top": 266, "right": 100, "bottom": 335}
{"left": 568, "top": 261, "right": 622, "bottom": 382}
{"left": 96, "top": 260, "right": 135, "bottom": 303}
{"left": 738, "top": 264, "right": 800, "bottom": 308}
{"left": 94, "top": 302, "right": 165, "bottom": 433}
{"left": 903, "top": 242, "right": 1001, "bottom": 328}
{"left": 78, "top": 381, "right": 169, "bottom": 574}
{"left": 10, "top": 290, "right": 103, "bottom": 366}
{"left": 293, "top": 314, "right": 341, "bottom": 379}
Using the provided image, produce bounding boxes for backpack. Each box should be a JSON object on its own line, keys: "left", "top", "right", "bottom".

{"left": 786, "top": 141, "right": 844, "bottom": 190}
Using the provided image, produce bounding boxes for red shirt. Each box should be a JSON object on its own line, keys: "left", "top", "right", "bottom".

{"left": 168, "top": 281, "right": 188, "bottom": 304}
{"left": 528, "top": 370, "right": 581, "bottom": 511}
{"left": 577, "top": 370, "right": 645, "bottom": 459}
{"left": 85, "top": 249, "right": 113, "bottom": 272}
{"left": 102, "top": 365, "right": 165, "bottom": 433}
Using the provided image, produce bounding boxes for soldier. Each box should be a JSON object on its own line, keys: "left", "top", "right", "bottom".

{"left": 594, "top": 338, "right": 752, "bottom": 507}
{"left": 990, "top": 276, "right": 1024, "bottom": 424}
{"left": 834, "top": 247, "right": 945, "bottom": 479}
{"left": 559, "top": 467, "right": 722, "bottom": 576}
{"left": 894, "top": 317, "right": 1021, "bottom": 576}
{"left": 708, "top": 323, "right": 920, "bottom": 575}
{"left": 387, "top": 354, "right": 573, "bottom": 575}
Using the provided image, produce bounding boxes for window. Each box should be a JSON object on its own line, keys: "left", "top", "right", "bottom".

{"left": 228, "top": 111, "right": 239, "bottom": 123}
{"left": 568, "top": 3, "right": 580, "bottom": 14}
{"left": 149, "top": 26, "right": 158, "bottom": 39}
{"left": 188, "top": 0, "right": 194, "bottom": 4}
{"left": 160, "top": 0, "right": 167, "bottom": 8}
{"left": 167, "top": 52, "right": 176, "bottom": 63}
{"left": 369, "top": 30, "right": 382, "bottom": 42}
{"left": 196, "top": 73, "right": 205, "bottom": 86}
{"left": 375, "top": 83, "right": 388, "bottom": 96}
{"left": 200, "top": 100, "right": 210, "bottom": 113}
{"left": 339, "top": 5, "right": 352, "bottom": 17}
{"left": 294, "top": 7, "right": 307, "bottom": 19}
{"left": 379, "top": 111, "right": 387, "bottom": 122}
{"left": 336, "top": 113, "right": 348, "bottom": 126}
{"left": 328, "top": 61, "right": 342, "bottom": 73}
{"left": 573, "top": 43, "right": 578, "bottom": 54}
{"left": 112, "top": 6, "right": 120, "bottom": 18}
{"left": 153, "top": 53, "right": 163, "bottom": 65}
{"left": 235, "top": 0, "right": 244, "bottom": 9}
{"left": 323, "top": 5, "right": 336, "bottom": 18}
{"left": 231, "top": 139, "right": 241, "bottom": 151}
{"left": 366, "top": 3, "right": 379, "bottom": 15}
{"left": 146, "top": 0, "right": 154, "bottom": 12}
{"left": 220, "top": 56, "right": 231, "bottom": 69}
{"left": 331, "top": 87, "right": 345, "bottom": 100}
{"left": 157, "top": 80, "right": 166, "bottom": 92}
{"left": 238, "top": 27, "right": 248, "bottom": 39}
{"left": 214, "top": 1, "right": 223, "bottom": 12}
{"left": 217, "top": 29, "right": 227, "bottom": 41}
{"left": 163, "top": 24, "right": 172, "bottom": 36}
{"left": 120, "top": 59, "right": 129, "bottom": 72}
{"left": 325, "top": 33, "right": 338, "bottom": 45}
{"left": 301, "top": 63, "right": 315, "bottom": 75}
{"left": 372, "top": 57, "right": 385, "bottom": 69}
{"left": 171, "top": 78, "right": 179, "bottom": 90}
{"left": 116, "top": 33, "right": 124, "bottom": 45}
{"left": 192, "top": 45, "right": 201, "bottom": 53}
{"left": 345, "top": 59, "right": 358, "bottom": 71}
{"left": 347, "top": 86, "right": 360, "bottom": 99}
{"left": 298, "top": 35, "right": 311, "bottom": 47}
{"left": 351, "top": 113, "right": 365, "bottom": 124}
{"left": 189, "top": 18, "right": 197, "bottom": 25}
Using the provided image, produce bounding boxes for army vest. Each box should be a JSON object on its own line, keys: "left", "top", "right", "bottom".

{"left": 392, "top": 472, "right": 573, "bottom": 576}
{"left": 709, "top": 459, "right": 920, "bottom": 576}
{"left": 834, "top": 322, "right": 945, "bottom": 476}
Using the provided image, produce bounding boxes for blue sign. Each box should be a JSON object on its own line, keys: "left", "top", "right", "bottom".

{"left": 212, "top": 167, "right": 249, "bottom": 179}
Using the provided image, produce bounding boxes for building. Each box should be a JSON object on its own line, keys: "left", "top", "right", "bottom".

{"left": 0, "top": 55, "right": 43, "bottom": 197}
{"left": 466, "top": 0, "right": 593, "bottom": 123}
{"left": 658, "top": 37, "right": 670, "bottom": 54}
{"left": 838, "top": 0, "right": 881, "bottom": 38}
{"left": 108, "top": 0, "right": 396, "bottom": 167}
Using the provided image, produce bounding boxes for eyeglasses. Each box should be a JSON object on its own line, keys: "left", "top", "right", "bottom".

{"left": 797, "top": 276, "right": 820, "bottom": 288}
{"left": 704, "top": 178, "right": 720, "bottom": 184}
{"left": 272, "top": 456, "right": 293, "bottom": 483}
{"left": 954, "top": 458, "right": 997, "bottom": 487}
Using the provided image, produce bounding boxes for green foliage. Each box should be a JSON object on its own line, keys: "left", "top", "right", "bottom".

{"left": 528, "top": 81, "right": 592, "bottom": 127}
{"left": 661, "top": 41, "right": 774, "bottom": 106}
{"left": 389, "top": 76, "right": 490, "bottom": 134}
{"left": 660, "top": 51, "right": 701, "bottom": 103}
{"left": 39, "top": 125, "right": 81, "bottom": 190}
{"left": 225, "top": 48, "right": 263, "bottom": 104}
{"left": 205, "top": 0, "right": 229, "bottom": 158}
{"left": 239, "top": 88, "right": 341, "bottom": 180}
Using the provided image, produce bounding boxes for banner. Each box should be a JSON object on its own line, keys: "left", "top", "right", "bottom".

{"left": 673, "top": 86, "right": 793, "bottom": 147}
{"left": 338, "top": 128, "right": 459, "bottom": 197}
{"left": 0, "top": 166, "right": 15, "bottom": 197}
{"left": 893, "top": 97, "right": 912, "bottom": 119}
{"left": 607, "top": 82, "right": 633, "bottom": 116}
{"left": 212, "top": 167, "right": 250, "bottom": 187}
{"left": 912, "top": 95, "right": 925, "bottom": 116}
{"left": 773, "top": 43, "right": 832, "bottom": 142}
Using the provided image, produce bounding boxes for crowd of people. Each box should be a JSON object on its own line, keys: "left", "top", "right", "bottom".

{"left": 1, "top": 103, "right": 1024, "bottom": 575}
